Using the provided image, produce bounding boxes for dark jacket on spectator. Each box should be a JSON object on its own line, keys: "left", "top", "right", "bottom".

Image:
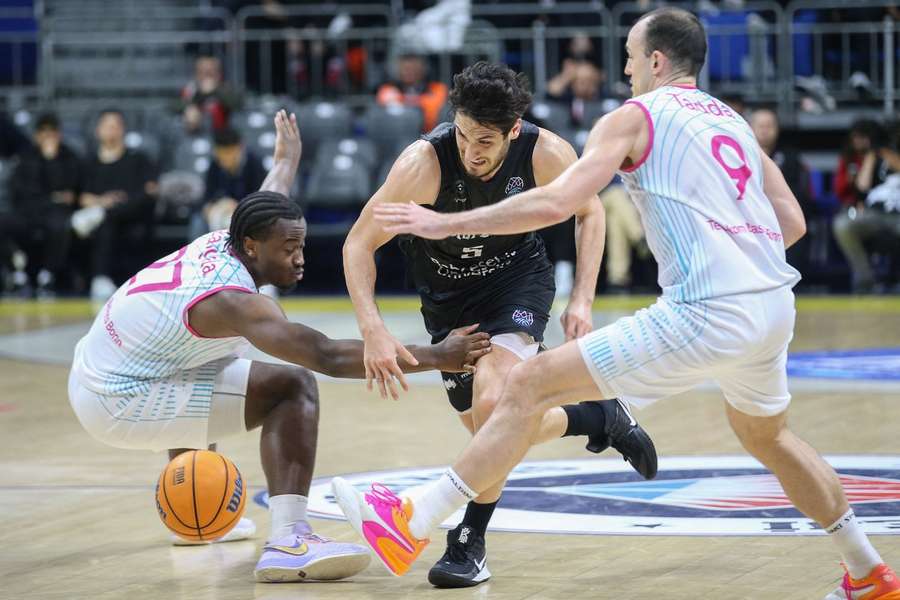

{"left": 11, "top": 143, "right": 82, "bottom": 220}
{"left": 203, "top": 150, "right": 266, "bottom": 205}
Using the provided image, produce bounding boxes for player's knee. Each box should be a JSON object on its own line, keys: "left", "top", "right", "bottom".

{"left": 283, "top": 366, "right": 319, "bottom": 419}
{"left": 497, "top": 362, "right": 544, "bottom": 418}
{"left": 472, "top": 390, "right": 502, "bottom": 426}
{"left": 730, "top": 415, "right": 786, "bottom": 457}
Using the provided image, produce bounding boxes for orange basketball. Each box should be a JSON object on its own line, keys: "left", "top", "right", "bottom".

{"left": 155, "top": 450, "right": 247, "bottom": 542}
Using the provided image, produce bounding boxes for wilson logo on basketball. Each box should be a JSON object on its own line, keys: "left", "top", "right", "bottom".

{"left": 227, "top": 473, "right": 244, "bottom": 513}
{"left": 173, "top": 466, "right": 185, "bottom": 486}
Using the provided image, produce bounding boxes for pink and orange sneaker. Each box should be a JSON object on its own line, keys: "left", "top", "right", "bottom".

{"left": 331, "top": 477, "right": 429, "bottom": 576}
{"left": 826, "top": 564, "right": 900, "bottom": 599}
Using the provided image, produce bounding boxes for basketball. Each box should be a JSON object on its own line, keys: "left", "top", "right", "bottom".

{"left": 155, "top": 450, "right": 247, "bottom": 542}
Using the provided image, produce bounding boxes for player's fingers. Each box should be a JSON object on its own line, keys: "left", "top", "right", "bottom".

{"left": 397, "top": 344, "right": 419, "bottom": 366}
{"left": 374, "top": 368, "right": 389, "bottom": 399}
{"left": 466, "top": 347, "right": 491, "bottom": 363}
{"left": 456, "top": 323, "right": 479, "bottom": 335}
{"left": 364, "top": 362, "right": 374, "bottom": 391}
{"left": 381, "top": 224, "right": 409, "bottom": 235}
{"left": 390, "top": 363, "right": 410, "bottom": 392}
{"left": 577, "top": 320, "right": 592, "bottom": 338}
{"left": 385, "top": 375, "right": 400, "bottom": 401}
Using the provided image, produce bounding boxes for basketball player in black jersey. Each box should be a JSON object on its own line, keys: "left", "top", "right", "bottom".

{"left": 343, "top": 62, "right": 657, "bottom": 587}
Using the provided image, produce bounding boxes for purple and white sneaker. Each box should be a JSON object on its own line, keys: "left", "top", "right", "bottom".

{"left": 253, "top": 523, "right": 371, "bottom": 582}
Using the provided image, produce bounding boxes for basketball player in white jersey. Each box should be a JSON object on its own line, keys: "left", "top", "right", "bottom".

{"left": 333, "top": 8, "right": 900, "bottom": 598}
{"left": 68, "top": 110, "right": 490, "bottom": 584}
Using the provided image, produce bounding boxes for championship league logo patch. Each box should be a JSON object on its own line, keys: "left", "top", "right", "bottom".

{"left": 256, "top": 456, "right": 900, "bottom": 537}
{"left": 505, "top": 176, "right": 525, "bottom": 196}
{"left": 512, "top": 309, "right": 534, "bottom": 327}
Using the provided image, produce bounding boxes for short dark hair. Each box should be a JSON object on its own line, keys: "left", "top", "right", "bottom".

{"left": 97, "top": 107, "right": 125, "bottom": 124}
{"left": 750, "top": 105, "right": 778, "bottom": 119}
{"left": 35, "top": 112, "right": 60, "bottom": 131}
{"left": 226, "top": 191, "right": 304, "bottom": 255}
{"left": 214, "top": 127, "right": 242, "bottom": 148}
{"left": 449, "top": 61, "right": 532, "bottom": 134}
{"left": 639, "top": 7, "right": 707, "bottom": 78}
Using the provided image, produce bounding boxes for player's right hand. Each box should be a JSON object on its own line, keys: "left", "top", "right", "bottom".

{"left": 363, "top": 327, "right": 418, "bottom": 400}
{"left": 273, "top": 109, "right": 302, "bottom": 167}
{"left": 437, "top": 324, "right": 492, "bottom": 373}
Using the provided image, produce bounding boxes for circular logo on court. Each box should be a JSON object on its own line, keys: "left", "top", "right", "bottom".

{"left": 255, "top": 456, "right": 900, "bottom": 536}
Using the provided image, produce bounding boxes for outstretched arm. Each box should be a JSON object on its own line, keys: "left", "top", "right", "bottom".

{"left": 374, "top": 103, "right": 646, "bottom": 239}
{"left": 342, "top": 140, "right": 441, "bottom": 398}
{"left": 259, "top": 109, "right": 301, "bottom": 196}
{"left": 187, "top": 291, "right": 490, "bottom": 393}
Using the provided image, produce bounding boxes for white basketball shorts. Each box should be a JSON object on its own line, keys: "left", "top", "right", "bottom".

{"left": 577, "top": 286, "right": 795, "bottom": 416}
{"left": 68, "top": 343, "right": 251, "bottom": 451}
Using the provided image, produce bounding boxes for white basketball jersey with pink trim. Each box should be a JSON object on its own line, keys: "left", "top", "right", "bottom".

{"left": 73, "top": 230, "right": 257, "bottom": 396}
{"left": 617, "top": 84, "right": 800, "bottom": 302}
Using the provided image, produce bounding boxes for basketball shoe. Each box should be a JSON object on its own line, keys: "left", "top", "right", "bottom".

{"left": 586, "top": 399, "right": 658, "bottom": 480}
{"left": 825, "top": 564, "right": 900, "bottom": 599}
{"left": 253, "top": 522, "right": 371, "bottom": 582}
{"left": 331, "top": 477, "right": 429, "bottom": 576}
{"left": 171, "top": 516, "right": 257, "bottom": 546}
{"left": 427, "top": 524, "right": 489, "bottom": 588}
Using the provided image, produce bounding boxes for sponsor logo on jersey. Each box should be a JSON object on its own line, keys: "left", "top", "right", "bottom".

{"left": 505, "top": 176, "right": 525, "bottom": 196}
{"left": 255, "top": 456, "right": 900, "bottom": 536}
{"left": 512, "top": 309, "right": 534, "bottom": 327}
{"left": 453, "top": 180, "right": 468, "bottom": 203}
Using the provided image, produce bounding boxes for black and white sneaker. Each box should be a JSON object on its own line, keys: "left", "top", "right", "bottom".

{"left": 427, "top": 525, "right": 490, "bottom": 588}
{"left": 587, "top": 399, "right": 658, "bottom": 480}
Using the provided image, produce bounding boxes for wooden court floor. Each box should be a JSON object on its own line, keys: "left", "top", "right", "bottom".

{"left": 2, "top": 297, "right": 900, "bottom": 600}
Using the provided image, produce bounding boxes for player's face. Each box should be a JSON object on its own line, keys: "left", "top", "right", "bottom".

{"left": 454, "top": 112, "right": 520, "bottom": 181}
{"left": 249, "top": 217, "right": 307, "bottom": 292}
{"left": 624, "top": 20, "right": 653, "bottom": 97}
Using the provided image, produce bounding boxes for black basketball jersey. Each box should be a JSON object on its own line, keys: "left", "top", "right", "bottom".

{"left": 399, "top": 120, "right": 550, "bottom": 308}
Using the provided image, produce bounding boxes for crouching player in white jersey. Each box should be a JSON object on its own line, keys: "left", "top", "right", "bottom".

{"left": 67, "top": 110, "right": 490, "bottom": 583}
{"left": 334, "top": 8, "right": 900, "bottom": 598}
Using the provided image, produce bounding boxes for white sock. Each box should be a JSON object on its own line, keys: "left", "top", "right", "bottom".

{"left": 408, "top": 468, "right": 476, "bottom": 540}
{"left": 827, "top": 509, "right": 882, "bottom": 579}
{"left": 268, "top": 493, "right": 308, "bottom": 540}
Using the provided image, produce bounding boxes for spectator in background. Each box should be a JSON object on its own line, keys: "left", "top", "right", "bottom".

{"left": 0, "top": 113, "right": 81, "bottom": 295}
{"left": 832, "top": 120, "right": 900, "bottom": 292}
{"left": 750, "top": 107, "right": 815, "bottom": 273}
{"left": 180, "top": 55, "right": 242, "bottom": 134}
{"left": 834, "top": 120, "right": 886, "bottom": 208}
{"left": 191, "top": 127, "right": 266, "bottom": 238}
{"left": 74, "top": 109, "right": 158, "bottom": 301}
{"left": 376, "top": 53, "right": 448, "bottom": 132}
{"left": 721, "top": 93, "right": 748, "bottom": 120}
{"left": 600, "top": 180, "right": 646, "bottom": 293}
{"left": 547, "top": 60, "right": 607, "bottom": 128}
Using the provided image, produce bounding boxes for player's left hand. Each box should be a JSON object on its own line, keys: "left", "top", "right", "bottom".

{"left": 374, "top": 202, "right": 452, "bottom": 239}
{"left": 273, "top": 109, "right": 302, "bottom": 167}
{"left": 436, "top": 324, "right": 492, "bottom": 373}
{"left": 561, "top": 296, "right": 593, "bottom": 341}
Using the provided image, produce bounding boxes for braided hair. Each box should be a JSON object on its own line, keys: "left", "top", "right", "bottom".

{"left": 226, "top": 191, "right": 304, "bottom": 255}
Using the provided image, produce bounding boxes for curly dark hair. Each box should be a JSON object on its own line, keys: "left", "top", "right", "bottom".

{"left": 449, "top": 61, "right": 533, "bottom": 134}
